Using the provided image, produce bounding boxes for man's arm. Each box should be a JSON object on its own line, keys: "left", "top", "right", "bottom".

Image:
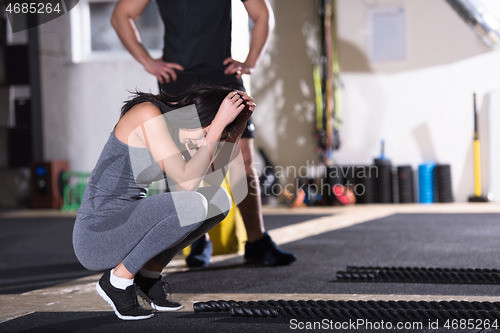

{"left": 223, "top": 0, "right": 275, "bottom": 78}
{"left": 111, "top": 0, "right": 184, "bottom": 83}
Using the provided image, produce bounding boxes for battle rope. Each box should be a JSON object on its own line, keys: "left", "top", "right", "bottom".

{"left": 335, "top": 266, "right": 500, "bottom": 284}
{"left": 194, "top": 300, "right": 500, "bottom": 322}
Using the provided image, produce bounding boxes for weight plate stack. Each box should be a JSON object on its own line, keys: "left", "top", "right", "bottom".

{"left": 374, "top": 159, "right": 393, "bottom": 203}
{"left": 397, "top": 165, "right": 414, "bottom": 203}
{"left": 435, "top": 164, "right": 453, "bottom": 203}
{"left": 354, "top": 165, "right": 375, "bottom": 204}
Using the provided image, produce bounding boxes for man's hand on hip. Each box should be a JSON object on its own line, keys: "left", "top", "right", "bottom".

{"left": 144, "top": 58, "right": 184, "bottom": 84}
{"left": 223, "top": 58, "right": 254, "bottom": 79}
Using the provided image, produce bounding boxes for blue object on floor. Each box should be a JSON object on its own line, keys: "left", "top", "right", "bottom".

{"left": 419, "top": 163, "right": 436, "bottom": 203}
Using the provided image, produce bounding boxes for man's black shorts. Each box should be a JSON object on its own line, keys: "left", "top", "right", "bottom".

{"left": 159, "top": 72, "right": 255, "bottom": 139}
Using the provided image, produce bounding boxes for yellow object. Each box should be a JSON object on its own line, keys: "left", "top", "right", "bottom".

{"left": 183, "top": 174, "right": 247, "bottom": 257}
{"left": 313, "top": 65, "right": 323, "bottom": 131}
{"left": 473, "top": 139, "right": 482, "bottom": 197}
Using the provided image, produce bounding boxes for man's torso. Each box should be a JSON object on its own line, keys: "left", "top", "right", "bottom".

{"left": 157, "top": 0, "right": 238, "bottom": 73}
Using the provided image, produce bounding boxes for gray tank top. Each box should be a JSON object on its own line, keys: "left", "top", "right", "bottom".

{"left": 78, "top": 131, "right": 165, "bottom": 217}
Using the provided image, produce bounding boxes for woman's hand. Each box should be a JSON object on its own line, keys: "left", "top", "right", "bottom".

{"left": 213, "top": 91, "right": 255, "bottom": 128}
{"left": 224, "top": 91, "right": 256, "bottom": 143}
{"left": 235, "top": 90, "right": 256, "bottom": 113}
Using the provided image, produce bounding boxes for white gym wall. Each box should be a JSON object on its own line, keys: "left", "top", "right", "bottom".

{"left": 38, "top": 0, "right": 500, "bottom": 202}
{"left": 334, "top": 0, "right": 500, "bottom": 202}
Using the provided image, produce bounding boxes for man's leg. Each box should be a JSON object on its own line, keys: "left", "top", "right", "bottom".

{"left": 237, "top": 138, "right": 296, "bottom": 266}
{"left": 236, "top": 138, "right": 265, "bottom": 242}
{"left": 184, "top": 139, "right": 264, "bottom": 267}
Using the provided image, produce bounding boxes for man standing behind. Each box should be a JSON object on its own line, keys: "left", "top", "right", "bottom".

{"left": 111, "top": 0, "right": 296, "bottom": 267}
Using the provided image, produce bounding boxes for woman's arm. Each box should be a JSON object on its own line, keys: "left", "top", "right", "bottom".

{"left": 202, "top": 92, "right": 255, "bottom": 187}
{"left": 128, "top": 93, "right": 249, "bottom": 191}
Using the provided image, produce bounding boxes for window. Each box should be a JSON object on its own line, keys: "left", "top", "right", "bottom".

{"left": 71, "top": 0, "right": 163, "bottom": 62}
{"left": 89, "top": 0, "right": 163, "bottom": 52}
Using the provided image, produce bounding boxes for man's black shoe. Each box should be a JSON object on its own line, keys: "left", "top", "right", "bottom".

{"left": 244, "top": 232, "right": 296, "bottom": 266}
{"left": 186, "top": 236, "right": 213, "bottom": 267}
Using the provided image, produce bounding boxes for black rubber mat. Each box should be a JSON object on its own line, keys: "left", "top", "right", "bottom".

{"left": 164, "top": 213, "right": 500, "bottom": 296}
{"left": 0, "top": 311, "right": 487, "bottom": 333}
{"left": 257, "top": 214, "right": 329, "bottom": 231}
{"left": 0, "top": 217, "right": 93, "bottom": 294}
{"left": 0, "top": 214, "right": 325, "bottom": 294}
{"left": 2, "top": 213, "right": 500, "bottom": 332}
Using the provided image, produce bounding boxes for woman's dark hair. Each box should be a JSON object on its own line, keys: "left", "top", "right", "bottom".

{"left": 121, "top": 85, "right": 241, "bottom": 132}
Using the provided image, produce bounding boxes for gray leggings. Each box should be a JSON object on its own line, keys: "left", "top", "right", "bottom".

{"left": 73, "top": 186, "right": 231, "bottom": 275}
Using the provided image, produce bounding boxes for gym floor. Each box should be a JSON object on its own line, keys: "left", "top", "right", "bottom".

{"left": 1, "top": 204, "right": 500, "bottom": 332}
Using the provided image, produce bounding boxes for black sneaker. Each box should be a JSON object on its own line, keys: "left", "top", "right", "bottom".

{"left": 96, "top": 270, "right": 153, "bottom": 320}
{"left": 135, "top": 274, "right": 183, "bottom": 311}
{"left": 186, "top": 236, "right": 213, "bottom": 268}
{"left": 244, "top": 232, "right": 297, "bottom": 266}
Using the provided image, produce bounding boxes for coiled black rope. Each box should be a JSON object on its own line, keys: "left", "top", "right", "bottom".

{"left": 230, "top": 305, "right": 500, "bottom": 322}
{"left": 194, "top": 300, "right": 500, "bottom": 313}
{"left": 335, "top": 266, "right": 500, "bottom": 284}
{"left": 194, "top": 300, "right": 500, "bottom": 323}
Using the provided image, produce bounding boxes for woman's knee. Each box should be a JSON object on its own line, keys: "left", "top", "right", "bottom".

{"left": 171, "top": 191, "right": 208, "bottom": 227}
{"left": 210, "top": 187, "right": 232, "bottom": 214}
